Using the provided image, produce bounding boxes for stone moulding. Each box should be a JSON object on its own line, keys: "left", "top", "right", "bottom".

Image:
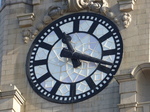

{"left": 17, "top": 13, "right": 35, "bottom": 28}
{"left": 118, "top": 102, "right": 138, "bottom": 109}
{"left": 115, "top": 63, "right": 150, "bottom": 112}
{"left": 114, "top": 73, "right": 135, "bottom": 82}
{"left": 118, "top": 0, "right": 137, "bottom": 28}
{"left": 118, "top": 0, "right": 136, "bottom": 12}
{"left": 0, "top": 84, "right": 25, "bottom": 112}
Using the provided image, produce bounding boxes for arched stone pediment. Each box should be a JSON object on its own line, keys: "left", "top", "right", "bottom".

{"left": 131, "top": 63, "right": 150, "bottom": 79}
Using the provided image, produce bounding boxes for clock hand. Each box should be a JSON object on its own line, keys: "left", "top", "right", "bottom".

{"left": 60, "top": 48, "right": 113, "bottom": 65}
{"left": 62, "top": 33, "right": 74, "bottom": 51}
{"left": 62, "top": 33, "right": 81, "bottom": 68}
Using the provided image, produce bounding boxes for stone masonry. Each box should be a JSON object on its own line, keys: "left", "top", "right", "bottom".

{"left": 0, "top": 0, "right": 149, "bottom": 112}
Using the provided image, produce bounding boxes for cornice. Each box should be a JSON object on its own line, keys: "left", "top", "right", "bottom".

{"left": 0, "top": 84, "right": 25, "bottom": 106}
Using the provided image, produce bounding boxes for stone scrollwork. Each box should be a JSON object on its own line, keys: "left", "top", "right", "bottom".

{"left": 48, "top": 6, "right": 65, "bottom": 19}
{"left": 67, "top": 0, "right": 88, "bottom": 12}
{"left": 67, "top": 0, "right": 104, "bottom": 12}
{"left": 88, "top": 1, "right": 102, "bottom": 12}
{"left": 66, "top": 0, "right": 137, "bottom": 28}
{"left": 22, "top": 0, "right": 136, "bottom": 44}
{"left": 66, "top": 0, "right": 119, "bottom": 24}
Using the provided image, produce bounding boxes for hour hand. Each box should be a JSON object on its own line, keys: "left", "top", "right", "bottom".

{"left": 62, "top": 33, "right": 74, "bottom": 51}
{"left": 60, "top": 48, "right": 113, "bottom": 65}
{"left": 61, "top": 33, "right": 81, "bottom": 68}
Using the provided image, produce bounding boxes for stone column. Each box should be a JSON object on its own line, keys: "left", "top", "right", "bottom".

{"left": 0, "top": 84, "right": 25, "bottom": 112}
{"left": 115, "top": 74, "right": 138, "bottom": 112}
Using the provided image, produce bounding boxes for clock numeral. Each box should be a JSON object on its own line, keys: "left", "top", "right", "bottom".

{"left": 39, "top": 42, "right": 53, "bottom": 51}
{"left": 70, "top": 83, "right": 76, "bottom": 96}
{"left": 88, "top": 22, "right": 99, "bottom": 34}
{"left": 33, "top": 59, "right": 47, "bottom": 66}
{"left": 98, "top": 32, "right": 112, "bottom": 43}
{"left": 97, "top": 64, "right": 111, "bottom": 73}
{"left": 73, "top": 20, "right": 80, "bottom": 32}
{"left": 85, "top": 77, "right": 96, "bottom": 89}
{"left": 103, "top": 49, "right": 117, "bottom": 56}
{"left": 50, "top": 82, "right": 61, "bottom": 94}
{"left": 54, "top": 27, "right": 63, "bottom": 39}
{"left": 37, "top": 72, "right": 51, "bottom": 83}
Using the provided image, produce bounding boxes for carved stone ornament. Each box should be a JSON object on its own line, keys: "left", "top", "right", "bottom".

{"left": 21, "top": 0, "right": 120, "bottom": 44}
{"left": 22, "top": 29, "right": 31, "bottom": 44}
{"left": 118, "top": 0, "right": 136, "bottom": 28}
{"left": 122, "top": 13, "right": 132, "bottom": 28}
{"left": 67, "top": 0, "right": 105, "bottom": 12}
{"left": 66, "top": 0, "right": 119, "bottom": 24}
{"left": 48, "top": 6, "right": 64, "bottom": 19}
{"left": 21, "top": 0, "right": 136, "bottom": 44}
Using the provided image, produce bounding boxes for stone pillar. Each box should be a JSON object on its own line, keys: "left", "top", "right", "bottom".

{"left": 115, "top": 74, "right": 138, "bottom": 112}
{"left": 0, "top": 84, "right": 25, "bottom": 112}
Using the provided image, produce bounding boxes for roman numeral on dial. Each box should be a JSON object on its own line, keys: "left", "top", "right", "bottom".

{"left": 33, "top": 59, "right": 47, "bottom": 66}
{"left": 97, "top": 64, "right": 111, "bottom": 73}
{"left": 98, "top": 32, "right": 112, "bottom": 43}
{"left": 39, "top": 42, "right": 53, "bottom": 51}
{"left": 103, "top": 49, "right": 117, "bottom": 56}
{"left": 50, "top": 82, "right": 61, "bottom": 94}
{"left": 70, "top": 83, "right": 76, "bottom": 96}
{"left": 37, "top": 72, "right": 50, "bottom": 84}
{"left": 73, "top": 20, "right": 80, "bottom": 32}
{"left": 54, "top": 27, "right": 63, "bottom": 39}
{"left": 88, "top": 22, "right": 99, "bottom": 34}
{"left": 85, "top": 77, "right": 96, "bottom": 89}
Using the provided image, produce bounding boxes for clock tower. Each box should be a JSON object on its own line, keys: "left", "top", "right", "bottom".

{"left": 0, "top": 0, "right": 149, "bottom": 112}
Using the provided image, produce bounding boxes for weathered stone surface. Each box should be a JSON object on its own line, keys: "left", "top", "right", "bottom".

{"left": 0, "top": 0, "right": 149, "bottom": 112}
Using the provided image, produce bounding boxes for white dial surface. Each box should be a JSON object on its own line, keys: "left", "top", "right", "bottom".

{"left": 48, "top": 33, "right": 102, "bottom": 83}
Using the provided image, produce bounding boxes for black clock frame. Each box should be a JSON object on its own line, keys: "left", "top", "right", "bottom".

{"left": 26, "top": 12, "right": 123, "bottom": 104}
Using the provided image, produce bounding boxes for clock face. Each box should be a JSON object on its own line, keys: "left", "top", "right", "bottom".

{"left": 26, "top": 12, "right": 123, "bottom": 104}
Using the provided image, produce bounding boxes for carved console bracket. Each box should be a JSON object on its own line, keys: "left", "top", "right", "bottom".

{"left": 118, "top": 0, "right": 137, "bottom": 28}
{"left": 17, "top": 13, "right": 35, "bottom": 28}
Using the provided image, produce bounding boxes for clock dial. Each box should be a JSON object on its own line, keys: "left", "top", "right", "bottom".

{"left": 26, "top": 12, "right": 123, "bottom": 103}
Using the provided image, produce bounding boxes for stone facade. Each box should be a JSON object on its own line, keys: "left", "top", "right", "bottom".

{"left": 0, "top": 0, "right": 149, "bottom": 112}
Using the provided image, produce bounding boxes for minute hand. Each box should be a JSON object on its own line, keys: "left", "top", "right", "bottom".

{"left": 60, "top": 48, "right": 113, "bottom": 65}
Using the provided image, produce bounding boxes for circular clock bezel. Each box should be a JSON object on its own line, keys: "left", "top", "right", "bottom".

{"left": 26, "top": 12, "right": 123, "bottom": 104}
